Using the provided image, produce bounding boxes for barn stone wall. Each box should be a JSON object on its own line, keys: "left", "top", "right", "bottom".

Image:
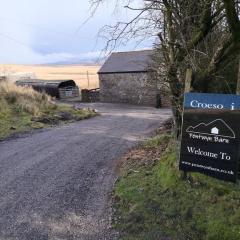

{"left": 160, "top": 91, "right": 172, "bottom": 108}
{"left": 99, "top": 72, "right": 160, "bottom": 106}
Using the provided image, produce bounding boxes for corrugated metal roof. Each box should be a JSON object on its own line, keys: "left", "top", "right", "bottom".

{"left": 16, "top": 79, "right": 75, "bottom": 86}
{"left": 16, "top": 79, "right": 78, "bottom": 98}
{"left": 98, "top": 50, "right": 154, "bottom": 74}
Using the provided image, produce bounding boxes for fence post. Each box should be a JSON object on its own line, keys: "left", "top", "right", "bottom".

{"left": 236, "top": 61, "right": 240, "bottom": 95}
{"left": 236, "top": 61, "right": 240, "bottom": 178}
{"left": 87, "top": 71, "right": 90, "bottom": 89}
{"left": 185, "top": 68, "right": 192, "bottom": 93}
{"left": 181, "top": 68, "right": 193, "bottom": 180}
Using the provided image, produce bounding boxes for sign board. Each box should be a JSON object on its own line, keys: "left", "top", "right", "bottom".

{"left": 179, "top": 93, "right": 240, "bottom": 182}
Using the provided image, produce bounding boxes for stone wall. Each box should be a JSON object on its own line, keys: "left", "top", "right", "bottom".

{"left": 99, "top": 72, "right": 166, "bottom": 107}
{"left": 156, "top": 82, "right": 172, "bottom": 108}
{"left": 160, "top": 92, "right": 172, "bottom": 108}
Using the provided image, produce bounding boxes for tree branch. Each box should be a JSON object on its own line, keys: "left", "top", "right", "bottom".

{"left": 223, "top": 0, "right": 240, "bottom": 40}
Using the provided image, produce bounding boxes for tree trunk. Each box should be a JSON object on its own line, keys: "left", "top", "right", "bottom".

{"left": 172, "top": 69, "right": 193, "bottom": 140}
{"left": 166, "top": 64, "right": 183, "bottom": 139}
{"left": 172, "top": 104, "right": 182, "bottom": 140}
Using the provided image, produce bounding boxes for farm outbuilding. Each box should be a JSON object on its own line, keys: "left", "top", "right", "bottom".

{"left": 16, "top": 79, "right": 80, "bottom": 99}
{"left": 98, "top": 50, "right": 170, "bottom": 107}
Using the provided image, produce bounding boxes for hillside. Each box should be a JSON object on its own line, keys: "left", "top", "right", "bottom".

{"left": 0, "top": 81, "right": 97, "bottom": 140}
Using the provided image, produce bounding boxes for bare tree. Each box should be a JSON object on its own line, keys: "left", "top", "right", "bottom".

{"left": 90, "top": 0, "right": 240, "bottom": 138}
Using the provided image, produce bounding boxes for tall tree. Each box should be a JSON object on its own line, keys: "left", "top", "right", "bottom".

{"left": 91, "top": 0, "right": 240, "bottom": 138}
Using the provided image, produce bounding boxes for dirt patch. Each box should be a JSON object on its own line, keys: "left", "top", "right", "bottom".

{"left": 118, "top": 145, "right": 167, "bottom": 174}
{"left": 116, "top": 119, "right": 173, "bottom": 174}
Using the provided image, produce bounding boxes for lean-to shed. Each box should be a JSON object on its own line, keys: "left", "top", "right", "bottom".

{"left": 16, "top": 79, "right": 80, "bottom": 99}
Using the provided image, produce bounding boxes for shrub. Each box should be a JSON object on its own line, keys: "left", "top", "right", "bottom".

{"left": 0, "top": 81, "right": 53, "bottom": 116}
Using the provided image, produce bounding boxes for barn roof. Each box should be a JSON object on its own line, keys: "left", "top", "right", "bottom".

{"left": 16, "top": 79, "right": 78, "bottom": 98}
{"left": 98, "top": 50, "right": 154, "bottom": 74}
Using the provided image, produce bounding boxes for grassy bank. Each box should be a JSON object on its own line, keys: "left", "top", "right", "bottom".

{"left": 0, "top": 81, "right": 97, "bottom": 140}
{"left": 114, "top": 133, "right": 240, "bottom": 240}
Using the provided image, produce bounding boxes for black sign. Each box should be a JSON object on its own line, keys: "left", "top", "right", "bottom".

{"left": 179, "top": 93, "right": 240, "bottom": 182}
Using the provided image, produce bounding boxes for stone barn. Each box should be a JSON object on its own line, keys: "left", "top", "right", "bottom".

{"left": 98, "top": 50, "right": 169, "bottom": 107}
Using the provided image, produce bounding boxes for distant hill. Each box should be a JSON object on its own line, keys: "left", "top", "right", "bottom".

{"left": 47, "top": 58, "right": 104, "bottom": 66}
{"left": 0, "top": 64, "right": 100, "bottom": 89}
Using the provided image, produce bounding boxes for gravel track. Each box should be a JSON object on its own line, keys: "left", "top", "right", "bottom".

{"left": 0, "top": 103, "right": 171, "bottom": 240}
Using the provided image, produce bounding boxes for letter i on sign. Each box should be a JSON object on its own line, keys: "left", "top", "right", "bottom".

{"left": 231, "top": 103, "right": 235, "bottom": 110}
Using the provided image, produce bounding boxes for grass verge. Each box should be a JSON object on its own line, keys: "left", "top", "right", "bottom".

{"left": 0, "top": 81, "right": 97, "bottom": 140}
{"left": 113, "top": 133, "right": 240, "bottom": 240}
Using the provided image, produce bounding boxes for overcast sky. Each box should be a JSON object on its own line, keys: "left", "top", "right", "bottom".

{"left": 0, "top": 0, "right": 153, "bottom": 64}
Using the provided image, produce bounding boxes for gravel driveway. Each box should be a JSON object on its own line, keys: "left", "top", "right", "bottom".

{"left": 0, "top": 103, "right": 171, "bottom": 240}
